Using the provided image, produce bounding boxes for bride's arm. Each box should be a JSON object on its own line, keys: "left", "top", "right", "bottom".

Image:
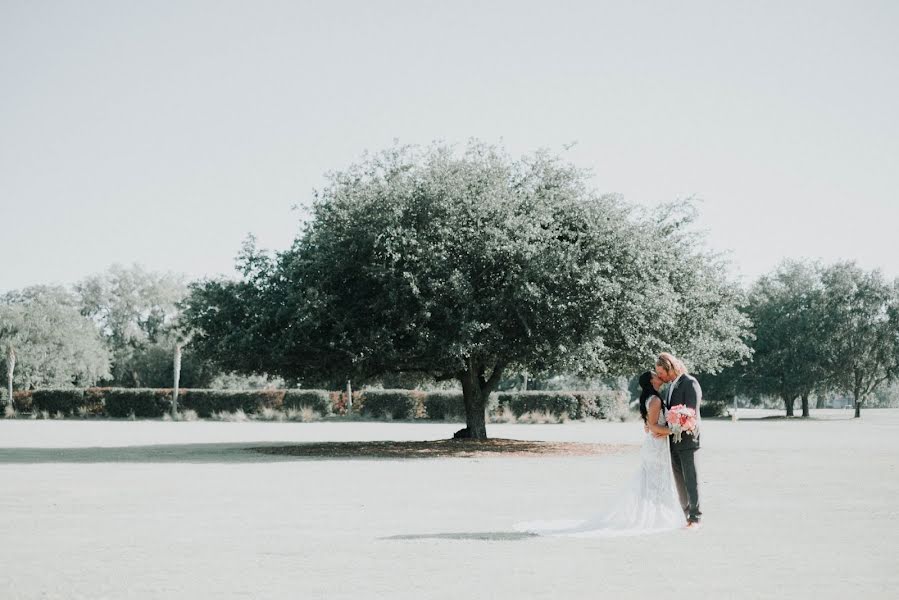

{"left": 646, "top": 397, "right": 671, "bottom": 437}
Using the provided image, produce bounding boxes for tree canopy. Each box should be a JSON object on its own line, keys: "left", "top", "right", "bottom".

{"left": 743, "top": 260, "right": 827, "bottom": 416}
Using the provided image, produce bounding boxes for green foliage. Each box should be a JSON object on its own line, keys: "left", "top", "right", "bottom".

{"left": 358, "top": 389, "right": 425, "bottom": 420}
{"left": 283, "top": 389, "right": 332, "bottom": 415}
{"left": 0, "top": 286, "right": 111, "bottom": 389}
{"left": 695, "top": 367, "right": 747, "bottom": 416}
{"left": 609, "top": 202, "right": 754, "bottom": 376}
{"left": 30, "top": 389, "right": 85, "bottom": 415}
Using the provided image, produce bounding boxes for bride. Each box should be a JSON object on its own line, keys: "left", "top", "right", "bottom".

{"left": 514, "top": 371, "right": 687, "bottom": 537}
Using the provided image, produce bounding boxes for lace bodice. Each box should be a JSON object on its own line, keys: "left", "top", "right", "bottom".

{"left": 648, "top": 396, "right": 667, "bottom": 426}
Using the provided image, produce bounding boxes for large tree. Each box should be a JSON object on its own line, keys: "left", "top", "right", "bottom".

{"left": 185, "top": 143, "right": 750, "bottom": 438}
{"left": 744, "top": 261, "right": 828, "bottom": 417}
{"left": 0, "top": 286, "right": 111, "bottom": 391}
{"left": 819, "top": 262, "right": 899, "bottom": 418}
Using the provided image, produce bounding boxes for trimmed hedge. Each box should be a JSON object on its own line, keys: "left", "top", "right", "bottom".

{"left": 178, "top": 389, "right": 284, "bottom": 417}
{"left": 571, "top": 390, "right": 631, "bottom": 421}
{"left": 104, "top": 388, "right": 172, "bottom": 418}
{"left": 30, "top": 389, "right": 85, "bottom": 415}
{"left": 358, "top": 389, "right": 425, "bottom": 420}
{"left": 494, "top": 391, "right": 580, "bottom": 419}
{"left": 1, "top": 386, "right": 633, "bottom": 421}
{"left": 423, "top": 391, "right": 466, "bottom": 420}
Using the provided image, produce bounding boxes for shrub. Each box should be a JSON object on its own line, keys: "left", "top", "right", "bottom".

{"left": 595, "top": 390, "right": 632, "bottom": 421}
{"left": 517, "top": 409, "right": 558, "bottom": 424}
{"left": 286, "top": 406, "right": 320, "bottom": 422}
{"left": 331, "top": 391, "right": 363, "bottom": 415}
{"left": 83, "top": 387, "right": 112, "bottom": 416}
{"left": 14, "top": 390, "right": 33, "bottom": 412}
{"left": 494, "top": 391, "right": 580, "bottom": 420}
{"left": 256, "top": 407, "right": 285, "bottom": 421}
{"left": 359, "top": 389, "right": 424, "bottom": 420}
{"left": 488, "top": 405, "right": 517, "bottom": 424}
{"left": 212, "top": 409, "right": 250, "bottom": 422}
{"left": 31, "top": 389, "right": 85, "bottom": 416}
{"left": 423, "top": 391, "right": 466, "bottom": 421}
{"left": 571, "top": 392, "right": 601, "bottom": 419}
{"left": 104, "top": 388, "right": 171, "bottom": 418}
{"left": 283, "top": 390, "right": 332, "bottom": 416}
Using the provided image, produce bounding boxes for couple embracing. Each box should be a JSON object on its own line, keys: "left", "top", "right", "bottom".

{"left": 516, "top": 352, "right": 702, "bottom": 537}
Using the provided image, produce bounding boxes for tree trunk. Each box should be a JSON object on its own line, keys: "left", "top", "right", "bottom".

{"left": 800, "top": 393, "right": 810, "bottom": 418}
{"left": 854, "top": 393, "right": 862, "bottom": 419}
{"left": 456, "top": 360, "right": 505, "bottom": 440}
{"left": 6, "top": 346, "right": 14, "bottom": 412}
{"left": 783, "top": 395, "right": 795, "bottom": 417}
{"left": 172, "top": 343, "right": 182, "bottom": 416}
{"left": 460, "top": 376, "right": 488, "bottom": 439}
{"left": 815, "top": 395, "right": 826, "bottom": 409}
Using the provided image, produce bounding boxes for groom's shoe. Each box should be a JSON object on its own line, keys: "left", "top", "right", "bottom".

{"left": 686, "top": 520, "right": 702, "bottom": 530}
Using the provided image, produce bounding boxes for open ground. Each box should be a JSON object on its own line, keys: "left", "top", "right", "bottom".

{"left": 1, "top": 409, "right": 897, "bottom": 599}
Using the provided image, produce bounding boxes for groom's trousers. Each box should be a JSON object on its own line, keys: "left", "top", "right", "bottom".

{"left": 671, "top": 448, "right": 701, "bottom": 522}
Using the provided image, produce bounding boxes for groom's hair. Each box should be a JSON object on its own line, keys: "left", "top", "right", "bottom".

{"left": 656, "top": 352, "right": 687, "bottom": 377}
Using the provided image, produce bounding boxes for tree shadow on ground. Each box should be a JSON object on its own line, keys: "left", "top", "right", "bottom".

{"left": 253, "top": 439, "right": 625, "bottom": 459}
{"left": 0, "top": 440, "right": 627, "bottom": 464}
{"left": 382, "top": 531, "right": 537, "bottom": 541}
{"left": 0, "top": 443, "right": 299, "bottom": 464}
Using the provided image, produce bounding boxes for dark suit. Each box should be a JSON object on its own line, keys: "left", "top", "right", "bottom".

{"left": 666, "top": 373, "right": 702, "bottom": 523}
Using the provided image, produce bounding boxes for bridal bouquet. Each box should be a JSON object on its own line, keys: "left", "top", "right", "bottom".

{"left": 666, "top": 404, "right": 698, "bottom": 443}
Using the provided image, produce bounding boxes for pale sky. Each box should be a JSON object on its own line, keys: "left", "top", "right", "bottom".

{"left": 1, "top": 0, "right": 897, "bottom": 293}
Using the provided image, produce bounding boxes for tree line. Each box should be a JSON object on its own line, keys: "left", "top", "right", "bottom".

{"left": 701, "top": 260, "right": 899, "bottom": 418}
{"left": 2, "top": 142, "right": 897, "bottom": 437}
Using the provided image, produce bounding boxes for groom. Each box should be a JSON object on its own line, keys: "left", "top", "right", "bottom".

{"left": 654, "top": 352, "right": 702, "bottom": 528}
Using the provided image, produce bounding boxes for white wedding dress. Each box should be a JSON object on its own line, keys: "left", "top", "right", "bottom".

{"left": 514, "top": 397, "right": 686, "bottom": 537}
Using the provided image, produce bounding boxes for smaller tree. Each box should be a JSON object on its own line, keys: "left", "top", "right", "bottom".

{"left": 745, "top": 261, "right": 827, "bottom": 417}
{"left": 819, "top": 263, "right": 899, "bottom": 418}
{"left": 0, "top": 286, "right": 111, "bottom": 390}
{"left": 76, "top": 264, "right": 216, "bottom": 388}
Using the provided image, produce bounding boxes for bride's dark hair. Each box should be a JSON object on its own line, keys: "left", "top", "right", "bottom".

{"left": 638, "top": 371, "right": 658, "bottom": 423}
